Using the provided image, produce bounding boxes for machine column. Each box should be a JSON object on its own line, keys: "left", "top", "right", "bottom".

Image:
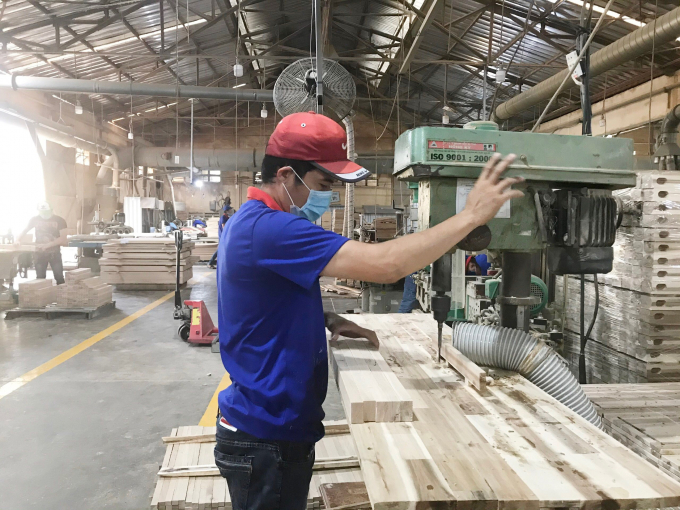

{"left": 498, "top": 251, "right": 533, "bottom": 331}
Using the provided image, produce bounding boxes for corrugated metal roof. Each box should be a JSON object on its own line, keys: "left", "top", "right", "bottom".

{"left": 0, "top": 0, "right": 676, "bottom": 139}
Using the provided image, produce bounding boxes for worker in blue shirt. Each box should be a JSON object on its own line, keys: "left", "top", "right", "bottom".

{"left": 215, "top": 111, "right": 522, "bottom": 510}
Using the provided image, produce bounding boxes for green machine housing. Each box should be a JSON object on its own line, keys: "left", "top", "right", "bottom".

{"left": 394, "top": 123, "right": 636, "bottom": 251}
{"left": 393, "top": 122, "right": 636, "bottom": 333}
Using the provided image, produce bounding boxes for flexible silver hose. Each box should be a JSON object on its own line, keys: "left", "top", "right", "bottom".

{"left": 454, "top": 322, "right": 602, "bottom": 428}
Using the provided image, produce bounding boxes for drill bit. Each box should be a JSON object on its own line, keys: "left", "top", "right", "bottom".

{"left": 437, "top": 323, "right": 443, "bottom": 362}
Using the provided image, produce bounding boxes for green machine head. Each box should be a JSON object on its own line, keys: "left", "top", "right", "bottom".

{"left": 394, "top": 122, "right": 636, "bottom": 333}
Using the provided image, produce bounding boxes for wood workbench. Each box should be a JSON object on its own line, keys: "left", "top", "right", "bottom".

{"left": 340, "top": 313, "right": 680, "bottom": 510}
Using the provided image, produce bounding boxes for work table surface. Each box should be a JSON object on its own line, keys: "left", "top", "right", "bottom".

{"left": 339, "top": 313, "right": 680, "bottom": 510}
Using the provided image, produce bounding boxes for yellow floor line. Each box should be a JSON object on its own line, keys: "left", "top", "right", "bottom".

{"left": 0, "top": 269, "right": 216, "bottom": 402}
{"left": 199, "top": 371, "right": 231, "bottom": 426}
{"left": 0, "top": 291, "right": 176, "bottom": 401}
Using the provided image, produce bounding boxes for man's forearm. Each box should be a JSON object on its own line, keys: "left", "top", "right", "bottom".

{"left": 322, "top": 210, "right": 477, "bottom": 283}
{"left": 370, "top": 210, "right": 477, "bottom": 280}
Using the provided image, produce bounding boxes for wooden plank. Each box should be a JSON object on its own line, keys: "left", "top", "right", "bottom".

{"left": 441, "top": 342, "right": 488, "bottom": 392}
{"left": 329, "top": 337, "right": 413, "bottom": 424}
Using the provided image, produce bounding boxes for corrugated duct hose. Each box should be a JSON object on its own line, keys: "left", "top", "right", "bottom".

{"left": 453, "top": 322, "right": 603, "bottom": 429}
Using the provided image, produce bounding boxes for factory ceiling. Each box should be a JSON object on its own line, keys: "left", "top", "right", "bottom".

{"left": 0, "top": 0, "right": 678, "bottom": 144}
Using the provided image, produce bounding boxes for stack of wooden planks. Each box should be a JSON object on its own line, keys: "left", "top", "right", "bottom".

{"left": 320, "top": 283, "right": 362, "bottom": 298}
{"left": 329, "top": 338, "right": 413, "bottom": 424}
{"left": 584, "top": 383, "right": 680, "bottom": 484}
{"left": 373, "top": 217, "right": 397, "bottom": 240}
{"left": 556, "top": 170, "right": 680, "bottom": 383}
{"left": 18, "top": 279, "right": 56, "bottom": 308}
{"left": 193, "top": 240, "right": 219, "bottom": 262}
{"left": 100, "top": 238, "right": 197, "bottom": 287}
{"left": 150, "top": 420, "right": 362, "bottom": 510}
{"left": 333, "top": 313, "right": 680, "bottom": 510}
{"left": 57, "top": 269, "right": 113, "bottom": 308}
{"left": 330, "top": 208, "right": 344, "bottom": 234}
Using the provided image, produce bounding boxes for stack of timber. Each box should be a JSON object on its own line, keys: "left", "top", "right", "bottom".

{"left": 150, "top": 420, "right": 362, "bottom": 510}
{"left": 584, "top": 383, "right": 680, "bottom": 484}
{"left": 57, "top": 268, "right": 113, "bottom": 308}
{"left": 332, "top": 313, "right": 680, "bottom": 509}
{"left": 556, "top": 276, "right": 680, "bottom": 383}
{"left": 329, "top": 338, "right": 413, "bottom": 423}
{"left": 193, "top": 240, "right": 219, "bottom": 262}
{"left": 556, "top": 170, "right": 680, "bottom": 383}
{"left": 18, "top": 279, "right": 56, "bottom": 308}
{"left": 330, "top": 208, "right": 344, "bottom": 234}
{"left": 205, "top": 217, "right": 220, "bottom": 238}
{"left": 100, "top": 238, "right": 197, "bottom": 287}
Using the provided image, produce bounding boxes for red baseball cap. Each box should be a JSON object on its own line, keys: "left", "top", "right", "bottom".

{"left": 265, "top": 111, "right": 371, "bottom": 183}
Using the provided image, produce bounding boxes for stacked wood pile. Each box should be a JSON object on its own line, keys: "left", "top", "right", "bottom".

{"left": 193, "top": 240, "right": 218, "bottom": 262}
{"left": 362, "top": 217, "right": 397, "bottom": 241}
{"left": 18, "top": 279, "right": 56, "bottom": 308}
{"left": 57, "top": 268, "right": 113, "bottom": 308}
{"left": 556, "top": 170, "right": 680, "bottom": 383}
{"left": 150, "top": 420, "right": 362, "bottom": 510}
{"left": 584, "top": 383, "right": 680, "bottom": 483}
{"left": 205, "top": 217, "right": 220, "bottom": 238}
{"left": 330, "top": 208, "right": 344, "bottom": 234}
{"left": 100, "top": 238, "right": 197, "bottom": 286}
{"left": 329, "top": 338, "right": 413, "bottom": 424}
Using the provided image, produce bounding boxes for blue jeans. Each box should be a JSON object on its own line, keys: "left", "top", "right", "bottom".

{"left": 209, "top": 250, "right": 218, "bottom": 267}
{"left": 214, "top": 418, "right": 315, "bottom": 510}
{"left": 398, "top": 274, "right": 417, "bottom": 313}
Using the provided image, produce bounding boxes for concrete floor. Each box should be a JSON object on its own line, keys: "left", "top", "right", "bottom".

{"left": 0, "top": 267, "right": 352, "bottom": 510}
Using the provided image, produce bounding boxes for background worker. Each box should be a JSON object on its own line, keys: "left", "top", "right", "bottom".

{"left": 208, "top": 202, "right": 233, "bottom": 269}
{"left": 215, "top": 111, "right": 522, "bottom": 510}
{"left": 15, "top": 201, "right": 68, "bottom": 285}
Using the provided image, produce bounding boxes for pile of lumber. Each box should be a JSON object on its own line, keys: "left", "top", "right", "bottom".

{"left": 329, "top": 338, "right": 413, "bottom": 424}
{"left": 335, "top": 314, "right": 680, "bottom": 510}
{"left": 584, "top": 383, "right": 680, "bottom": 483}
{"left": 330, "top": 208, "right": 344, "bottom": 234}
{"left": 556, "top": 276, "right": 680, "bottom": 383}
{"left": 18, "top": 279, "right": 56, "bottom": 308}
{"left": 55, "top": 268, "right": 113, "bottom": 308}
{"left": 150, "top": 420, "right": 362, "bottom": 510}
{"left": 556, "top": 170, "right": 680, "bottom": 383}
{"left": 193, "top": 240, "right": 218, "bottom": 262}
{"left": 205, "top": 217, "right": 220, "bottom": 238}
{"left": 320, "top": 283, "right": 362, "bottom": 298}
{"left": 362, "top": 217, "right": 397, "bottom": 241}
{"left": 100, "top": 238, "right": 197, "bottom": 286}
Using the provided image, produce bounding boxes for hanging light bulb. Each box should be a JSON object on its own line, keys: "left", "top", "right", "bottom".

{"left": 260, "top": 104, "right": 268, "bottom": 118}
{"left": 195, "top": 179, "right": 204, "bottom": 188}
{"left": 74, "top": 100, "right": 83, "bottom": 115}
{"left": 233, "top": 61, "right": 243, "bottom": 78}
{"left": 128, "top": 131, "right": 134, "bottom": 140}
{"left": 442, "top": 114, "right": 450, "bottom": 125}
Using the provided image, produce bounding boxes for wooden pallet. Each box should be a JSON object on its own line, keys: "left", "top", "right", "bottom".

{"left": 150, "top": 421, "right": 362, "bottom": 510}
{"left": 338, "top": 314, "right": 680, "bottom": 510}
{"left": 4, "top": 300, "right": 116, "bottom": 320}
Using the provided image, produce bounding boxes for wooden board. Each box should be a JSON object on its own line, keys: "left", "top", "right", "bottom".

{"left": 329, "top": 338, "right": 413, "bottom": 424}
{"left": 341, "top": 313, "right": 680, "bottom": 510}
{"left": 150, "top": 423, "right": 361, "bottom": 510}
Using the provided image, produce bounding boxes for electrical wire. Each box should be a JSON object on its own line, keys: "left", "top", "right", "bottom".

{"left": 579, "top": 274, "right": 599, "bottom": 384}
{"left": 531, "top": 0, "right": 616, "bottom": 133}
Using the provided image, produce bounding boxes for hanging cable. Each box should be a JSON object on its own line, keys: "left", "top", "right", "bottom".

{"left": 531, "top": 0, "right": 615, "bottom": 132}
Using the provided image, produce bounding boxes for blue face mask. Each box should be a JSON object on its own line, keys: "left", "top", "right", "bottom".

{"left": 282, "top": 170, "right": 332, "bottom": 222}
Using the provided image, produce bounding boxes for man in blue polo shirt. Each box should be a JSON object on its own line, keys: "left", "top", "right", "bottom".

{"left": 215, "top": 112, "right": 522, "bottom": 510}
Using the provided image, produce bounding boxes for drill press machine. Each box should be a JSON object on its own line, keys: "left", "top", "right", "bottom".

{"left": 393, "top": 121, "right": 636, "bottom": 360}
